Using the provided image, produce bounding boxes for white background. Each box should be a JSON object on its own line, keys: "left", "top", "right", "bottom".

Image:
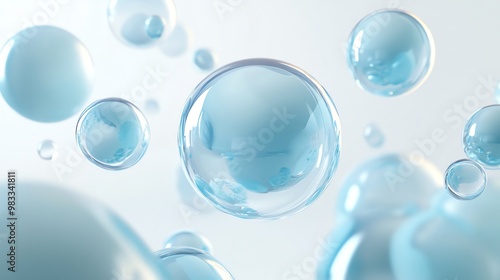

{"left": 1, "top": 0, "right": 500, "bottom": 279}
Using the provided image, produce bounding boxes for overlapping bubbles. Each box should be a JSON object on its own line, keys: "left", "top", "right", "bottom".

{"left": 178, "top": 58, "right": 341, "bottom": 219}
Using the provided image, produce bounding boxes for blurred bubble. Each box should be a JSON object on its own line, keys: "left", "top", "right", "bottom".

{"left": 0, "top": 182, "right": 169, "bottom": 280}
{"left": 164, "top": 231, "right": 213, "bottom": 254}
{"left": 317, "top": 154, "right": 441, "bottom": 280}
{"left": 155, "top": 247, "right": 234, "bottom": 280}
{"left": 179, "top": 58, "right": 341, "bottom": 219}
{"left": 107, "top": 0, "right": 176, "bottom": 47}
{"left": 391, "top": 181, "right": 500, "bottom": 280}
{"left": 159, "top": 23, "right": 190, "bottom": 57}
{"left": 0, "top": 26, "right": 94, "bottom": 122}
{"left": 37, "top": 140, "right": 58, "bottom": 161}
{"left": 76, "top": 98, "right": 150, "bottom": 170}
{"left": 444, "top": 159, "right": 486, "bottom": 200}
{"left": 194, "top": 49, "right": 215, "bottom": 71}
{"left": 463, "top": 105, "right": 500, "bottom": 169}
{"left": 364, "top": 123, "right": 385, "bottom": 148}
{"left": 347, "top": 10, "right": 434, "bottom": 97}
{"left": 144, "top": 98, "right": 160, "bottom": 115}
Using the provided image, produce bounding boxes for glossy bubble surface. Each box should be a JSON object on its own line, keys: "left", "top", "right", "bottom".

{"left": 179, "top": 59, "right": 341, "bottom": 219}
{"left": 347, "top": 10, "right": 434, "bottom": 97}
{"left": 156, "top": 248, "right": 234, "bottom": 280}
{"left": 463, "top": 105, "right": 500, "bottom": 169}
{"left": 391, "top": 181, "right": 500, "bottom": 280}
{"left": 194, "top": 49, "right": 215, "bottom": 71}
{"left": 164, "top": 231, "right": 213, "bottom": 253}
{"left": 37, "top": 140, "right": 58, "bottom": 161}
{"left": 107, "top": 0, "right": 176, "bottom": 47}
{"left": 0, "top": 26, "right": 94, "bottom": 122}
{"left": 0, "top": 183, "right": 169, "bottom": 280}
{"left": 317, "top": 154, "right": 441, "bottom": 280}
{"left": 76, "top": 98, "right": 150, "bottom": 170}
{"left": 444, "top": 159, "right": 486, "bottom": 200}
{"left": 364, "top": 123, "right": 385, "bottom": 148}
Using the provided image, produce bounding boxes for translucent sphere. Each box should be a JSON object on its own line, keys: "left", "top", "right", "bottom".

{"left": 463, "top": 105, "right": 500, "bottom": 168}
{"left": 0, "top": 182, "right": 169, "bottom": 280}
{"left": 444, "top": 159, "right": 487, "bottom": 200}
{"left": 317, "top": 154, "right": 442, "bottom": 280}
{"left": 155, "top": 248, "right": 234, "bottom": 280}
{"left": 164, "top": 231, "right": 213, "bottom": 254}
{"left": 391, "top": 181, "right": 500, "bottom": 280}
{"left": 37, "top": 140, "right": 58, "bottom": 161}
{"left": 159, "top": 23, "right": 190, "bottom": 57}
{"left": 364, "top": 123, "right": 385, "bottom": 148}
{"left": 0, "top": 26, "right": 94, "bottom": 122}
{"left": 107, "top": 0, "right": 176, "bottom": 47}
{"left": 347, "top": 10, "right": 434, "bottom": 97}
{"left": 179, "top": 58, "right": 341, "bottom": 219}
{"left": 76, "top": 98, "right": 150, "bottom": 170}
{"left": 194, "top": 49, "right": 215, "bottom": 71}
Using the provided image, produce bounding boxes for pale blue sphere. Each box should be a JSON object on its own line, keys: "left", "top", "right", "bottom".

{"left": 347, "top": 10, "right": 434, "bottom": 96}
{"left": 0, "top": 25, "right": 94, "bottom": 122}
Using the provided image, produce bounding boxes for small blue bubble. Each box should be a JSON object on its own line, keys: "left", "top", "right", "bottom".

{"left": 37, "top": 140, "right": 58, "bottom": 161}
{"left": 347, "top": 10, "right": 434, "bottom": 96}
{"left": 194, "top": 49, "right": 215, "bottom": 71}
{"left": 164, "top": 231, "right": 213, "bottom": 254}
{"left": 364, "top": 123, "right": 385, "bottom": 148}
{"left": 107, "top": 0, "right": 176, "bottom": 47}
{"left": 155, "top": 248, "right": 234, "bottom": 280}
{"left": 179, "top": 58, "right": 341, "bottom": 219}
{"left": 0, "top": 26, "right": 94, "bottom": 122}
{"left": 445, "top": 159, "right": 486, "bottom": 200}
{"left": 76, "top": 98, "right": 150, "bottom": 170}
{"left": 160, "top": 23, "right": 190, "bottom": 57}
{"left": 463, "top": 105, "right": 500, "bottom": 168}
{"left": 145, "top": 15, "right": 165, "bottom": 39}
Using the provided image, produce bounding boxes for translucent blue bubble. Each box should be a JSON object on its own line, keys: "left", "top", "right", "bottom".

{"left": 144, "top": 98, "right": 160, "bottom": 115}
{"left": 107, "top": 0, "right": 176, "bottom": 47}
{"left": 391, "top": 181, "right": 500, "bottom": 280}
{"left": 194, "top": 49, "right": 215, "bottom": 71}
{"left": 444, "top": 159, "right": 487, "bottom": 200}
{"left": 37, "top": 140, "right": 58, "bottom": 161}
{"left": 347, "top": 10, "right": 434, "bottom": 96}
{"left": 179, "top": 58, "right": 341, "bottom": 219}
{"left": 76, "top": 98, "right": 150, "bottom": 170}
{"left": 0, "top": 182, "right": 169, "bottom": 280}
{"left": 317, "top": 154, "right": 441, "bottom": 280}
{"left": 0, "top": 26, "right": 94, "bottom": 122}
{"left": 164, "top": 231, "right": 213, "bottom": 254}
{"left": 155, "top": 248, "right": 234, "bottom": 280}
{"left": 160, "top": 23, "right": 190, "bottom": 57}
{"left": 463, "top": 105, "right": 500, "bottom": 169}
{"left": 364, "top": 123, "right": 385, "bottom": 148}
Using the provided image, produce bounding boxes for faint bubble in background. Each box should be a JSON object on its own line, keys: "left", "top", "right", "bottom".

{"left": 107, "top": 0, "right": 176, "bottom": 47}
{"left": 164, "top": 231, "right": 213, "bottom": 254}
{"left": 179, "top": 58, "right": 341, "bottom": 219}
{"left": 76, "top": 98, "right": 150, "bottom": 170}
{"left": 317, "top": 154, "right": 441, "bottom": 280}
{"left": 0, "top": 182, "right": 169, "bottom": 280}
{"left": 194, "top": 48, "right": 215, "bottom": 71}
{"left": 159, "top": 23, "right": 190, "bottom": 57}
{"left": 37, "top": 140, "right": 58, "bottom": 161}
{"left": 347, "top": 10, "right": 434, "bottom": 97}
{"left": 391, "top": 181, "right": 500, "bottom": 280}
{"left": 364, "top": 123, "right": 385, "bottom": 148}
{"left": 0, "top": 26, "right": 94, "bottom": 122}
{"left": 144, "top": 98, "right": 160, "bottom": 115}
{"left": 155, "top": 247, "right": 234, "bottom": 280}
{"left": 444, "top": 159, "right": 487, "bottom": 200}
{"left": 463, "top": 105, "right": 500, "bottom": 169}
